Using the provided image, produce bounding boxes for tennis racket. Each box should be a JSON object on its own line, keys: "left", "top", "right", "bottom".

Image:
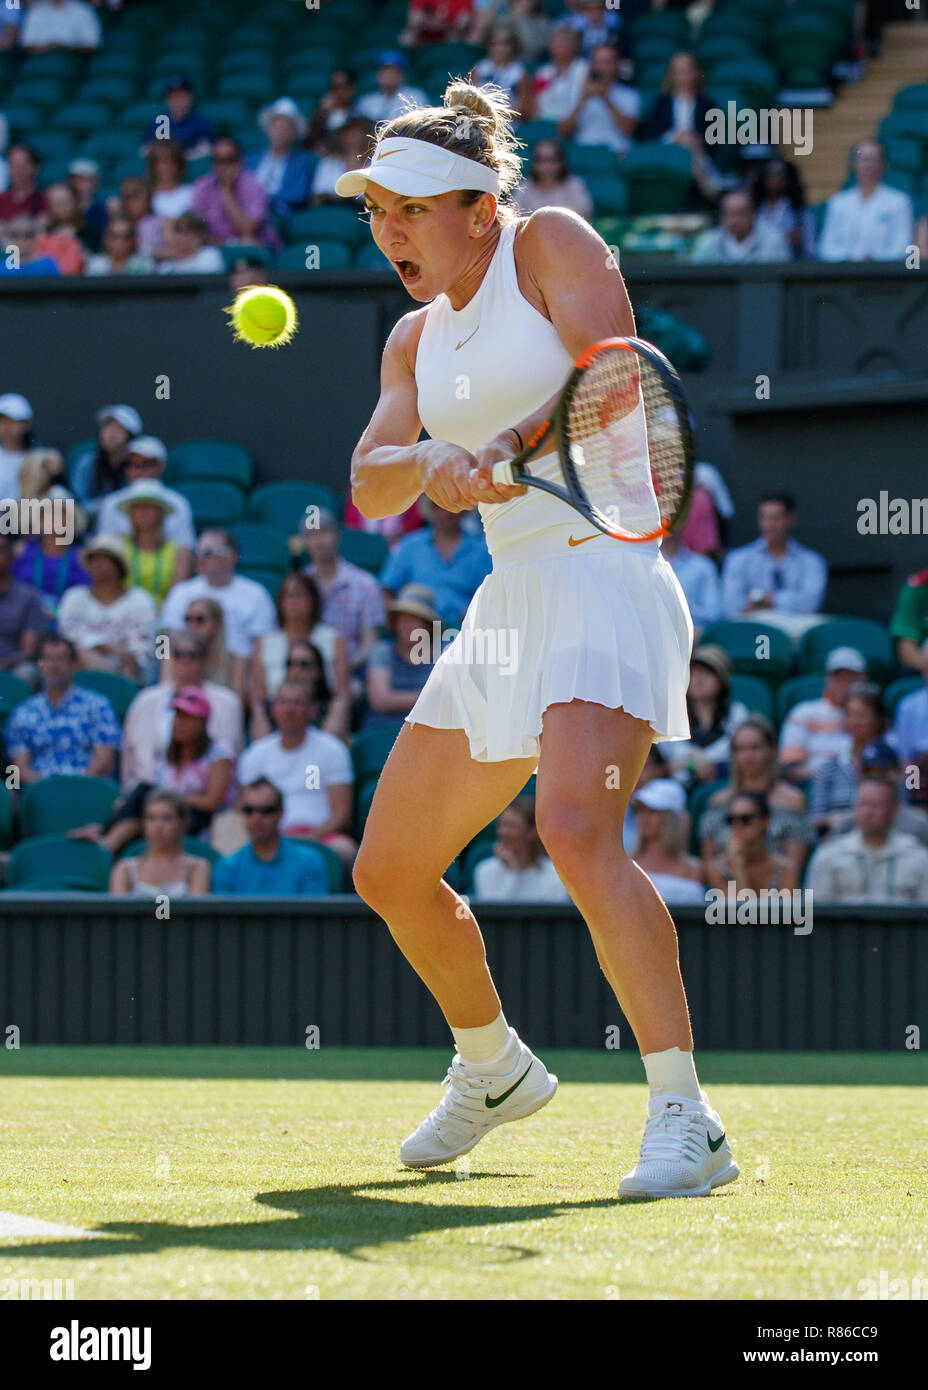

{"left": 491, "top": 336, "right": 695, "bottom": 542}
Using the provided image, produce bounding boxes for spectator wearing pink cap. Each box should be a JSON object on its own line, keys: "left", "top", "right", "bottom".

{"left": 72, "top": 685, "right": 235, "bottom": 854}
{"left": 630, "top": 779, "right": 706, "bottom": 906}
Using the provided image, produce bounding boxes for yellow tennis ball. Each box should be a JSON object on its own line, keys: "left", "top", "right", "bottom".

{"left": 225, "top": 285, "right": 298, "bottom": 348}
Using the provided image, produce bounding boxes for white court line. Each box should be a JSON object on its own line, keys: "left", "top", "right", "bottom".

{"left": 0, "top": 1211, "right": 102, "bottom": 1239}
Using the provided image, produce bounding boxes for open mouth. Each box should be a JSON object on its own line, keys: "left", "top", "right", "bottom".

{"left": 395, "top": 259, "right": 421, "bottom": 285}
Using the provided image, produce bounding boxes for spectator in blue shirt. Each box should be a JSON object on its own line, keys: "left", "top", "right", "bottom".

{"left": 5, "top": 632, "right": 120, "bottom": 783}
{"left": 142, "top": 76, "right": 213, "bottom": 159}
{"left": 379, "top": 501, "right": 491, "bottom": 627}
{"left": 720, "top": 493, "right": 827, "bottom": 619}
{"left": 211, "top": 777, "right": 331, "bottom": 895}
{"left": 0, "top": 216, "right": 60, "bottom": 277}
{"left": 362, "top": 584, "right": 437, "bottom": 733}
{"left": 248, "top": 97, "right": 315, "bottom": 228}
{"left": 892, "top": 639, "right": 928, "bottom": 803}
{"left": 661, "top": 529, "right": 721, "bottom": 634}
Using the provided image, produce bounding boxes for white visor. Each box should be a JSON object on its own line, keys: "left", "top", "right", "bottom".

{"left": 334, "top": 135, "right": 500, "bottom": 200}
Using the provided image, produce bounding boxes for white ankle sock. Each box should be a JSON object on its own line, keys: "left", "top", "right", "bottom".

{"left": 452, "top": 1011, "right": 517, "bottom": 1074}
{"left": 642, "top": 1046, "right": 702, "bottom": 1102}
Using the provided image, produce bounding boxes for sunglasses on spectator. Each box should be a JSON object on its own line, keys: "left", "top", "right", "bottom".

{"left": 287, "top": 657, "right": 314, "bottom": 668}
{"left": 242, "top": 804, "right": 279, "bottom": 815}
{"left": 726, "top": 813, "right": 759, "bottom": 826}
{"left": 197, "top": 547, "right": 230, "bottom": 558}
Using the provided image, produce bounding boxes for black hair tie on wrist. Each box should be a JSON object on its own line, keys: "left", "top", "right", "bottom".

{"left": 510, "top": 427, "right": 524, "bottom": 452}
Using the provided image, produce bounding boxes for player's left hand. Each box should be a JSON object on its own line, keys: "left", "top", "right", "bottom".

{"left": 468, "top": 434, "right": 528, "bottom": 506}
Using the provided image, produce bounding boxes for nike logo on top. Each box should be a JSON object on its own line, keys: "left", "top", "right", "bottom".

{"left": 484, "top": 1063, "right": 532, "bottom": 1109}
{"left": 375, "top": 148, "right": 408, "bottom": 160}
{"left": 568, "top": 533, "right": 601, "bottom": 546}
{"left": 455, "top": 326, "right": 479, "bottom": 350}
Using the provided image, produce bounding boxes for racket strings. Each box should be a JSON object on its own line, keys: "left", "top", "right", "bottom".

{"left": 564, "top": 352, "right": 687, "bottom": 539}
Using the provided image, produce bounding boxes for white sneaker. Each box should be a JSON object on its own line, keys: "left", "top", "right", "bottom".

{"left": 400, "top": 1034, "right": 558, "bottom": 1169}
{"left": 619, "top": 1091, "right": 739, "bottom": 1199}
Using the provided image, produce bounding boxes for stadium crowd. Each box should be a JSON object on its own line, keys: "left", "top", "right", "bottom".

{"left": 0, "top": 0, "right": 923, "bottom": 276}
{"left": 0, "top": 384, "right": 927, "bottom": 905}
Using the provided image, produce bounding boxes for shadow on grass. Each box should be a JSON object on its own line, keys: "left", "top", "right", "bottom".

{"left": 0, "top": 1174, "right": 626, "bottom": 1264}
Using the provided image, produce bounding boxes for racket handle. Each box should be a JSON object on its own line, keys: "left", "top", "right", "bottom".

{"left": 492, "top": 458, "right": 517, "bottom": 487}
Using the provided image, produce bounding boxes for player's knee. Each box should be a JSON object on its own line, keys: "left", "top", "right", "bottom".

{"left": 536, "top": 801, "right": 604, "bottom": 881}
{"left": 351, "top": 846, "right": 394, "bottom": 911}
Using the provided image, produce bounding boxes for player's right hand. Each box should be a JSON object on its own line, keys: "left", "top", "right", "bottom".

{"left": 420, "top": 442, "right": 484, "bottom": 512}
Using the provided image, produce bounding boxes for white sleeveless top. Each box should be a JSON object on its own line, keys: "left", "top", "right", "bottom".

{"left": 415, "top": 219, "right": 579, "bottom": 559}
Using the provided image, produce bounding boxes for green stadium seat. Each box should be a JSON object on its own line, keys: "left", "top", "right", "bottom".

{"left": 701, "top": 12, "right": 765, "bottom": 48}
{"left": 149, "top": 49, "right": 209, "bottom": 79}
{"left": 619, "top": 143, "right": 691, "bottom": 215}
{"left": 196, "top": 99, "right": 254, "bottom": 130}
{"left": 249, "top": 482, "right": 338, "bottom": 530}
{"left": 282, "top": 238, "right": 353, "bottom": 270}
{"left": 563, "top": 143, "right": 619, "bottom": 177}
{"left": 0, "top": 782, "right": 14, "bottom": 852}
{"left": 19, "top": 51, "right": 81, "bottom": 82}
{"left": 729, "top": 674, "right": 775, "bottom": 722}
{"left": 687, "top": 778, "right": 728, "bottom": 853}
{"left": 19, "top": 775, "right": 121, "bottom": 839}
{"left": 632, "top": 38, "right": 678, "bottom": 76}
{"left": 703, "top": 58, "right": 777, "bottom": 110}
{"left": 37, "top": 159, "right": 74, "bottom": 188}
{"left": 83, "top": 130, "right": 146, "bottom": 163}
{"left": 630, "top": 11, "right": 690, "bottom": 47}
{"left": 217, "top": 45, "right": 277, "bottom": 72}
{"left": 776, "top": 673, "right": 825, "bottom": 724}
{"left": 237, "top": 566, "right": 284, "bottom": 598}
{"left": 50, "top": 104, "right": 112, "bottom": 136}
{"left": 8, "top": 79, "right": 68, "bottom": 110}
{"left": 216, "top": 73, "right": 276, "bottom": 103}
{"left": 87, "top": 51, "right": 143, "bottom": 81}
{"left": 112, "top": 157, "right": 149, "bottom": 184}
{"left": 695, "top": 36, "right": 759, "bottom": 68}
{"left": 287, "top": 205, "right": 369, "bottom": 248}
{"left": 352, "top": 776, "right": 379, "bottom": 839}
{"left": 513, "top": 120, "right": 561, "bottom": 148}
{"left": 354, "top": 242, "right": 393, "bottom": 271}
{"left": 73, "top": 671, "right": 140, "bottom": 723}
{"left": 882, "top": 169, "right": 917, "bottom": 197}
{"left": 284, "top": 72, "right": 331, "bottom": 102}
{"left": 78, "top": 77, "right": 136, "bottom": 107}
{"left": 5, "top": 835, "right": 113, "bottom": 892}
{"left": 25, "top": 132, "right": 77, "bottom": 163}
{"left": 167, "top": 441, "right": 254, "bottom": 490}
{"left": 173, "top": 481, "right": 246, "bottom": 530}
{"left": 880, "top": 111, "right": 928, "bottom": 147}
{"left": 0, "top": 671, "right": 31, "bottom": 727}
{"left": 4, "top": 105, "right": 44, "bottom": 136}
{"left": 584, "top": 174, "right": 629, "bottom": 216}
{"left": 895, "top": 84, "right": 928, "bottom": 112}
{"left": 229, "top": 524, "right": 291, "bottom": 572}
{"left": 219, "top": 244, "right": 274, "bottom": 270}
{"left": 351, "top": 726, "right": 401, "bottom": 785}
{"left": 797, "top": 618, "right": 895, "bottom": 685}
{"left": 700, "top": 620, "right": 794, "bottom": 687}
{"left": 281, "top": 52, "right": 344, "bottom": 81}
{"left": 122, "top": 101, "right": 161, "bottom": 130}
{"left": 883, "top": 675, "right": 922, "bottom": 718}
{"left": 772, "top": 38, "right": 840, "bottom": 88}
{"left": 882, "top": 138, "right": 925, "bottom": 176}
{"left": 120, "top": 836, "right": 219, "bottom": 864}
{"left": 339, "top": 529, "right": 388, "bottom": 576}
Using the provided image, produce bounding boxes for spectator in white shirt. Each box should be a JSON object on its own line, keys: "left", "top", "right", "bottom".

{"left": 94, "top": 436, "right": 196, "bottom": 550}
{"left": 21, "top": 0, "right": 101, "bottom": 53}
{"left": 471, "top": 795, "right": 570, "bottom": 903}
{"left": 160, "top": 529, "right": 278, "bottom": 659}
{"left": 57, "top": 533, "right": 157, "bottom": 684}
{"left": 557, "top": 43, "right": 639, "bottom": 154}
{"left": 691, "top": 190, "right": 790, "bottom": 264}
{"left": 354, "top": 53, "right": 428, "bottom": 126}
{"left": 721, "top": 493, "right": 827, "bottom": 619}
{"left": 470, "top": 24, "right": 531, "bottom": 113}
{"left": 805, "top": 778, "right": 928, "bottom": 904}
{"left": 778, "top": 649, "right": 867, "bottom": 781}
{"left": 892, "top": 637, "right": 928, "bottom": 789}
{"left": 530, "top": 24, "right": 588, "bottom": 124}
{"left": 310, "top": 118, "right": 377, "bottom": 207}
{"left": 0, "top": 393, "right": 33, "bottom": 500}
{"left": 661, "top": 530, "right": 722, "bottom": 633}
{"left": 819, "top": 139, "right": 914, "bottom": 263}
{"left": 629, "top": 779, "right": 706, "bottom": 906}
{"left": 237, "top": 681, "right": 356, "bottom": 863}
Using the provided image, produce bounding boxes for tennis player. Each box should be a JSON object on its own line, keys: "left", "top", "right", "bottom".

{"left": 338, "top": 81, "right": 738, "bottom": 1199}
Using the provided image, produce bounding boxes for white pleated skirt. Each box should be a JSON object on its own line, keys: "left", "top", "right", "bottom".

{"left": 406, "top": 524, "right": 694, "bottom": 764}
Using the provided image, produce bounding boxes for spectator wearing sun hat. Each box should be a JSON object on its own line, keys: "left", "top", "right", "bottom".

{"left": 361, "top": 583, "right": 438, "bottom": 733}
{"left": 114, "top": 479, "right": 193, "bottom": 605}
{"left": 69, "top": 403, "right": 143, "bottom": 515}
{"left": 57, "top": 532, "right": 157, "bottom": 683}
{"left": 630, "top": 778, "right": 707, "bottom": 906}
{"left": 248, "top": 97, "right": 315, "bottom": 225}
{"left": 660, "top": 644, "right": 750, "bottom": 783}
{"left": 0, "top": 393, "right": 34, "bottom": 499}
{"left": 778, "top": 647, "right": 867, "bottom": 780}
{"left": 354, "top": 52, "right": 429, "bottom": 124}
{"left": 94, "top": 436, "right": 195, "bottom": 550}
